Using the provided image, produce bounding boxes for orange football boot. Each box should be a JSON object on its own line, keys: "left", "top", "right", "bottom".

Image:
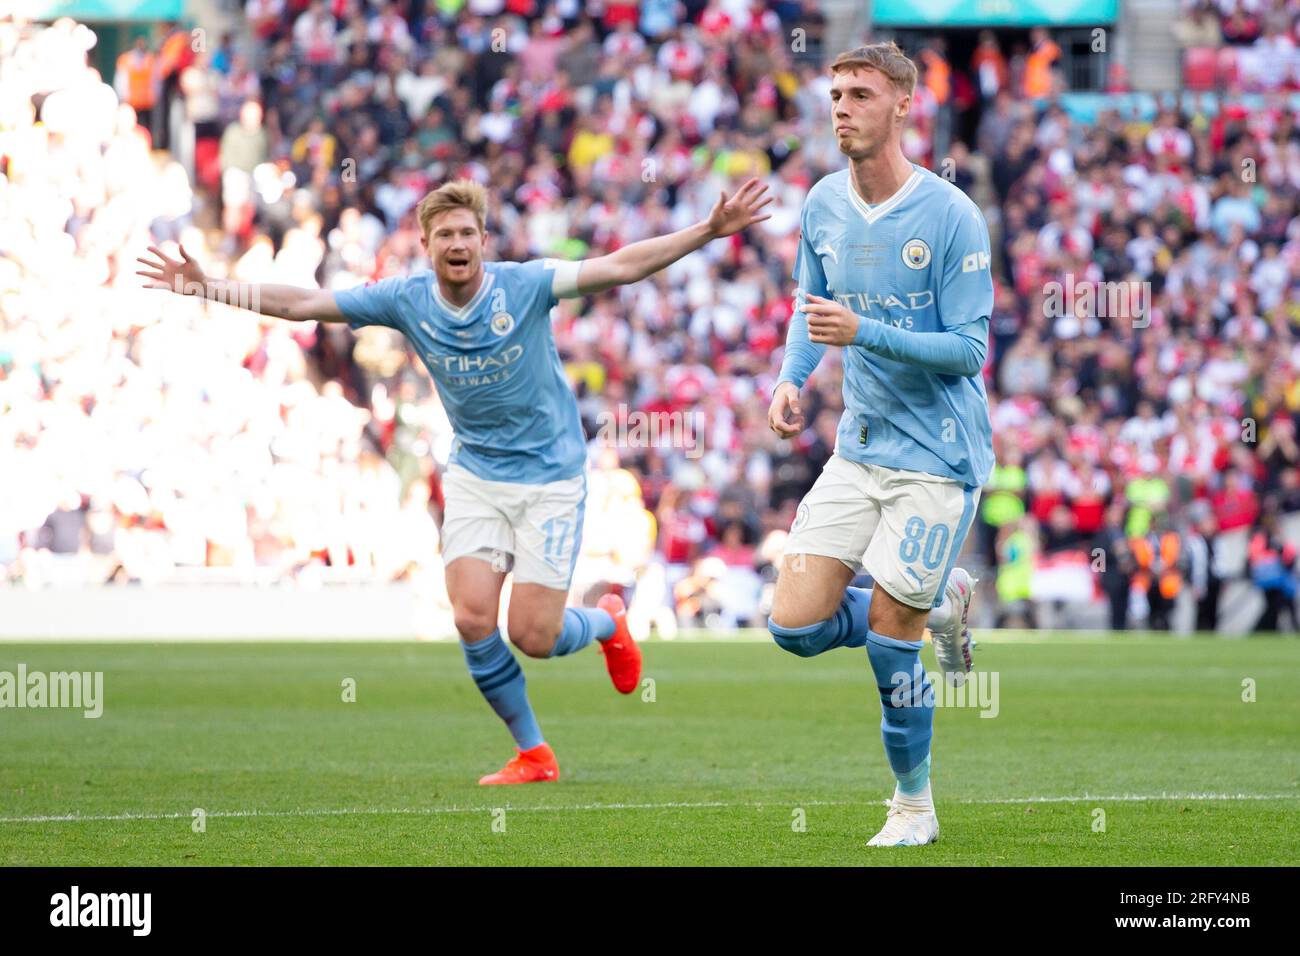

{"left": 596, "top": 593, "right": 642, "bottom": 694}
{"left": 478, "top": 743, "right": 560, "bottom": 785}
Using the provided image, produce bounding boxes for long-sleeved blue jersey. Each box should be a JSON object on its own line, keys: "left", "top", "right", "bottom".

{"left": 778, "top": 164, "right": 995, "bottom": 487}
{"left": 336, "top": 259, "right": 586, "bottom": 484}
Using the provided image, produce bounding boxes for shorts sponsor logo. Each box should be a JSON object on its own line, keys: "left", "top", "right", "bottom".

{"left": 792, "top": 503, "right": 810, "bottom": 532}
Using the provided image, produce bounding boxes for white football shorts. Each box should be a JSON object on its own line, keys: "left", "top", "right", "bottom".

{"left": 784, "top": 453, "right": 980, "bottom": 609}
{"left": 440, "top": 463, "right": 587, "bottom": 592}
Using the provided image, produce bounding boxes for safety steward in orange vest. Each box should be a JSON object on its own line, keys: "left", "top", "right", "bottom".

{"left": 1131, "top": 531, "right": 1183, "bottom": 600}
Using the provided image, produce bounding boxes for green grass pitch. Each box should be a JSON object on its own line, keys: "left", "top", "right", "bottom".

{"left": 1, "top": 633, "right": 1297, "bottom": 866}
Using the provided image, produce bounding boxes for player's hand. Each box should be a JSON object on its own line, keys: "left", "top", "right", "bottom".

{"left": 136, "top": 243, "right": 208, "bottom": 295}
{"left": 768, "top": 381, "right": 804, "bottom": 438}
{"left": 804, "top": 294, "right": 861, "bottom": 346}
{"left": 705, "top": 178, "right": 774, "bottom": 238}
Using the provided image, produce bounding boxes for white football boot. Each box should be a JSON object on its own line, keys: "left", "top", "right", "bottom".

{"left": 930, "top": 567, "right": 975, "bottom": 687}
{"left": 866, "top": 799, "right": 940, "bottom": 847}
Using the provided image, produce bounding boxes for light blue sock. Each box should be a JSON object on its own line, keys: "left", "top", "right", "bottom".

{"left": 865, "top": 630, "right": 934, "bottom": 793}
{"left": 896, "top": 754, "right": 931, "bottom": 796}
{"left": 461, "top": 630, "right": 544, "bottom": 750}
{"left": 767, "top": 587, "right": 873, "bottom": 657}
{"left": 548, "top": 607, "right": 616, "bottom": 657}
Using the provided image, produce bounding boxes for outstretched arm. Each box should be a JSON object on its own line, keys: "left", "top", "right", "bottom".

{"left": 136, "top": 244, "right": 347, "bottom": 323}
{"left": 561, "top": 179, "right": 772, "bottom": 297}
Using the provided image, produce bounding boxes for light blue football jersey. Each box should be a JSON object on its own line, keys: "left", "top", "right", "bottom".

{"left": 780, "top": 164, "right": 995, "bottom": 487}
{"left": 335, "top": 259, "right": 586, "bottom": 484}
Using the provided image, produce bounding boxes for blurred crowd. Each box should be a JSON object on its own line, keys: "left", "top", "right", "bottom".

{"left": 2, "top": 1, "right": 1298, "bottom": 634}
{"left": 1176, "top": 0, "right": 1300, "bottom": 53}
{"left": 1, "top": 15, "right": 436, "bottom": 598}
{"left": 1175, "top": 0, "right": 1300, "bottom": 92}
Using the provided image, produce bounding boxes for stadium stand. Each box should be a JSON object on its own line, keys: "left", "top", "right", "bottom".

{"left": 1, "top": 1, "right": 1298, "bottom": 635}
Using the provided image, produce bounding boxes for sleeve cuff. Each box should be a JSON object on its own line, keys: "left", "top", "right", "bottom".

{"left": 852, "top": 317, "right": 876, "bottom": 349}
{"left": 547, "top": 258, "right": 583, "bottom": 299}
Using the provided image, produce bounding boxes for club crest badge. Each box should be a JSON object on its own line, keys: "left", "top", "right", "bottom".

{"left": 902, "top": 238, "right": 931, "bottom": 270}
{"left": 490, "top": 312, "right": 515, "bottom": 336}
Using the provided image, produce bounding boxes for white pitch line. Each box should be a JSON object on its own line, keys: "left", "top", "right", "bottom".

{"left": 0, "top": 792, "right": 1296, "bottom": 825}
{"left": 957, "top": 792, "right": 1300, "bottom": 805}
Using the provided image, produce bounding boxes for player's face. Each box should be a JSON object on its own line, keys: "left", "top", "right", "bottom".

{"left": 424, "top": 208, "right": 486, "bottom": 287}
{"left": 829, "top": 67, "right": 909, "bottom": 159}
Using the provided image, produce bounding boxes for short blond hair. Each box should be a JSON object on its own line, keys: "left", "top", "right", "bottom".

{"left": 417, "top": 179, "right": 488, "bottom": 238}
{"left": 830, "top": 42, "right": 917, "bottom": 96}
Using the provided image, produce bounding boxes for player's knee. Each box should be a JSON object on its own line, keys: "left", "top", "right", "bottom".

{"left": 453, "top": 607, "right": 497, "bottom": 642}
{"left": 764, "top": 590, "right": 826, "bottom": 658}
{"left": 767, "top": 617, "right": 823, "bottom": 657}
{"left": 507, "top": 621, "right": 559, "bottom": 659}
{"left": 767, "top": 595, "right": 822, "bottom": 632}
{"left": 768, "top": 593, "right": 812, "bottom": 632}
